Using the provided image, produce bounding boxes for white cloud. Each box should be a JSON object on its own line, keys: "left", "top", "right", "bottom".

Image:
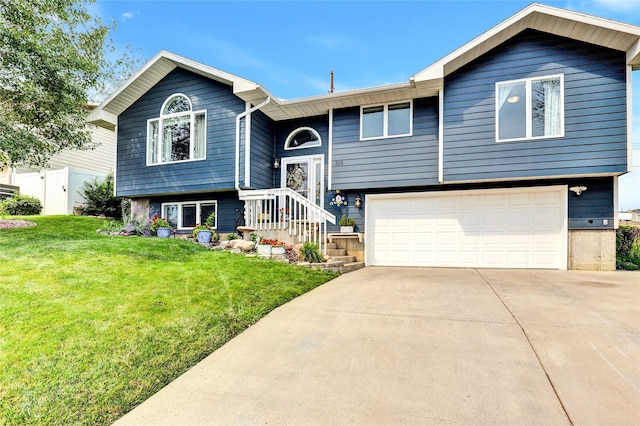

{"left": 121, "top": 12, "right": 138, "bottom": 22}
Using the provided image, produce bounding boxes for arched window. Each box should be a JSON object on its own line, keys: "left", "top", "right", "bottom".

{"left": 147, "top": 93, "right": 206, "bottom": 165}
{"left": 284, "top": 127, "right": 321, "bottom": 150}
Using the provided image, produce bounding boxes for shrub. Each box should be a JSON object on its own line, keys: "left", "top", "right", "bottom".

{"left": 299, "top": 242, "right": 323, "bottom": 263}
{"left": 616, "top": 226, "right": 640, "bottom": 258}
{"left": 78, "top": 173, "right": 122, "bottom": 219}
{"left": 339, "top": 216, "right": 355, "bottom": 227}
{"left": 0, "top": 193, "right": 42, "bottom": 215}
{"left": 616, "top": 226, "right": 640, "bottom": 270}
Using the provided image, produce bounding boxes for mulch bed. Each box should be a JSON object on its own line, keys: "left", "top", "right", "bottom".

{"left": 0, "top": 220, "right": 37, "bottom": 229}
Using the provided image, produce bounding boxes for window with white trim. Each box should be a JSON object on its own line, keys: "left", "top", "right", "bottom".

{"left": 496, "top": 75, "right": 564, "bottom": 142}
{"left": 361, "top": 101, "right": 412, "bottom": 140}
{"left": 284, "top": 127, "right": 321, "bottom": 150}
{"left": 161, "top": 200, "right": 217, "bottom": 230}
{"left": 147, "top": 94, "right": 207, "bottom": 165}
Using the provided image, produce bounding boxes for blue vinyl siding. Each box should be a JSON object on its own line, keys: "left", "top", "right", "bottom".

{"left": 332, "top": 97, "right": 439, "bottom": 190}
{"left": 116, "top": 68, "right": 246, "bottom": 197}
{"left": 566, "top": 177, "right": 615, "bottom": 229}
{"left": 250, "top": 110, "right": 276, "bottom": 189}
{"left": 443, "top": 30, "right": 627, "bottom": 182}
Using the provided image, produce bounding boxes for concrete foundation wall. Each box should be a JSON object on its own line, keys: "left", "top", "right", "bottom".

{"left": 568, "top": 229, "right": 616, "bottom": 271}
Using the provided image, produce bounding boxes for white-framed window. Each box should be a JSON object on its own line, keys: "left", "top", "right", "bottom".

{"left": 161, "top": 200, "right": 217, "bottom": 230}
{"left": 284, "top": 127, "right": 321, "bottom": 150}
{"left": 360, "top": 101, "right": 412, "bottom": 140}
{"left": 147, "top": 93, "right": 207, "bottom": 165}
{"left": 496, "top": 74, "right": 564, "bottom": 142}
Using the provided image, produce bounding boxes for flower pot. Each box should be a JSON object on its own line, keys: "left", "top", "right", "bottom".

{"left": 196, "top": 230, "right": 212, "bottom": 243}
{"left": 340, "top": 226, "right": 354, "bottom": 233}
{"left": 157, "top": 227, "right": 172, "bottom": 238}
{"left": 257, "top": 244, "right": 272, "bottom": 256}
{"left": 272, "top": 246, "right": 286, "bottom": 255}
{"left": 73, "top": 208, "right": 84, "bottom": 216}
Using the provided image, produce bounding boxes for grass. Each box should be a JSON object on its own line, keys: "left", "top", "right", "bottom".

{"left": 0, "top": 216, "right": 338, "bottom": 425}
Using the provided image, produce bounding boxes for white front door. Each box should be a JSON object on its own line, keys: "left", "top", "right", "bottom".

{"left": 281, "top": 156, "right": 324, "bottom": 207}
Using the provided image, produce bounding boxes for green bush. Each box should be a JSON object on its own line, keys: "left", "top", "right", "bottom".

{"left": 616, "top": 226, "right": 640, "bottom": 270}
{"left": 0, "top": 193, "right": 42, "bottom": 215}
{"left": 78, "top": 173, "right": 122, "bottom": 219}
{"left": 616, "top": 226, "right": 640, "bottom": 257}
{"left": 299, "top": 242, "right": 323, "bottom": 263}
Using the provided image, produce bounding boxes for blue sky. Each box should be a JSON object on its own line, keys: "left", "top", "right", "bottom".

{"left": 94, "top": 0, "right": 640, "bottom": 208}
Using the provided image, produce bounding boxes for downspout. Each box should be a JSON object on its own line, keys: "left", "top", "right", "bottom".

{"left": 235, "top": 96, "right": 271, "bottom": 193}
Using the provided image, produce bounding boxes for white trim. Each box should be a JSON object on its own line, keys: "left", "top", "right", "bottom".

{"left": 434, "top": 171, "right": 622, "bottom": 185}
{"left": 244, "top": 102, "right": 252, "bottom": 187}
{"left": 161, "top": 199, "right": 218, "bottom": 230}
{"left": 160, "top": 93, "right": 192, "bottom": 115}
{"left": 495, "top": 74, "right": 565, "bottom": 143}
{"left": 146, "top": 109, "right": 207, "bottom": 166}
{"left": 284, "top": 127, "right": 322, "bottom": 150}
{"left": 328, "top": 108, "right": 333, "bottom": 190}
{"left": 113, "top": 124, "right": 118, "bottom": 196}
{"left": 438, "top": 89, "right": 444, "bottom": 183}
{"left": 413, "top": 3, "right": 640, "bottom": 83}
{"left": 613, "top": 175, "right": 619, "bottom": 229}
{"left": 366, "top": 185, "right": 568, "bottom": 270}
{"left": 235, "top": 97, "right": 271, "bottom": 192}
{"left": 360, "top": 100, "right": 413, "bottom": 141}
{"left": 280, "top": 154, "right": 325, "bottom": 208}
{"left": 626, "top": 65, "right": 633, "bottom": 172}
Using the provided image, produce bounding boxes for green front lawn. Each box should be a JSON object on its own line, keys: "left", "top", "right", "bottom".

{"left": 0, "top": 216, "right": 338, "bottom": 425}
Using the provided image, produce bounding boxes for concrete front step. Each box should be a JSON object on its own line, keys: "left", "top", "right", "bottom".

{"left": 331, "top": 255, "right": 357, "bottom": 264}
{"left": 343, "top": 261, "right": 365, "bottom": 273}
{"left": 327, "top": 248, "right": 347, "bottom": 257}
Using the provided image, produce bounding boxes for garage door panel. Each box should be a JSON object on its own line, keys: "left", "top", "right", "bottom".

{"left": 367, "top": 187, "right": 566, "bottom": 269}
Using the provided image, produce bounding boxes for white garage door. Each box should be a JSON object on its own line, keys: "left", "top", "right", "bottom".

{"left": 366, "top": 186, "right": 567, "bottom": 269}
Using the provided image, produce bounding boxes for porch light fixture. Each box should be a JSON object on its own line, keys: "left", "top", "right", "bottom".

{"left": 273, "top": 157, "right": 280, "bottom": 169}
{"left": 354, "top": 194, "right": 362, "bottom": 209}
{"left": 569, "top": 186, "right": 587, "bottom": 196}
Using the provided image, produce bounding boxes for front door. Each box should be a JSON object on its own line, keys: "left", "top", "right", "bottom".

{"left": 281, "top": 156, "right": 324, "bottom": 207}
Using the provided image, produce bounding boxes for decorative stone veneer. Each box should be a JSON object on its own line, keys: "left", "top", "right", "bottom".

{"left": 568, "top": 229, "right": 616, "bottom": 271}
{"left": 130, "top": 198, "right": 150, "bottom": 225}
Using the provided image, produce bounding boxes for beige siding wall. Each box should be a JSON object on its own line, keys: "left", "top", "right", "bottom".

{"left": 47, "top": 126, "right": 115, "bottom": 173}
{"left": 16, "top": 125, "right": 115, "bottom": 174}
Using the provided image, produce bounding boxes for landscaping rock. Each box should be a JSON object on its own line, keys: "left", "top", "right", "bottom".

{"left": 235, "top": 240, "right": 256, "bottom": 252}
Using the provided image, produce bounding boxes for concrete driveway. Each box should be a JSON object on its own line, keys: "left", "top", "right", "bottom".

{"left": 115, "top": 268, "right": 640, "bottom": 425}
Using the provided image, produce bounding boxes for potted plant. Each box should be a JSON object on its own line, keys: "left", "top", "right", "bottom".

{"left": 192, "top": 224, "right": 212, "bottom": 243}
{"left": 339, "top": 216, "right": 356, "bottom": 233}
{"left": 192, "top": 212, "right": 216, "bottom": 243}
{"left": 149, "top": 214, "right": 172, "bottom": 238}
{"left": 257, "top": 238, "right": 286, "bottom": 256}
{"left": 73, "top": 203, "right": 84, "bottom": 216}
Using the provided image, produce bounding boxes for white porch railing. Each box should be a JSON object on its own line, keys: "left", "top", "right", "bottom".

{"left": 239, "top": 188, "right": 336, "bottom": 254}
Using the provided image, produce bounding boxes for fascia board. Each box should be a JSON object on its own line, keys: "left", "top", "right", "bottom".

{"left": 87, "top": 108, "right": 117, "bottom": 129}
{"left": 412, "top": 3, "right": 640, "bottom": 83}
{"left": 628, "top": 39, "right": 640, "bottom": 69}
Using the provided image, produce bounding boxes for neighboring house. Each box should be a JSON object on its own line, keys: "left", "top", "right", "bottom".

{"left": 0, "top": 108, "right": 116, "bottom": 215}
{"left": 89, "top": 4, "right": 640, "bottom": 271}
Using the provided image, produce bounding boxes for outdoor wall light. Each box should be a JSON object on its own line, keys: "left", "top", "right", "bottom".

{"left": 569, "top": 186, "right": 587, "bottom": 196}
{"left": 354, "top": 194, "right": 362, "bottom": 209}
{"left": 273, "top": 157, "right": 280, "bottom": 169}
